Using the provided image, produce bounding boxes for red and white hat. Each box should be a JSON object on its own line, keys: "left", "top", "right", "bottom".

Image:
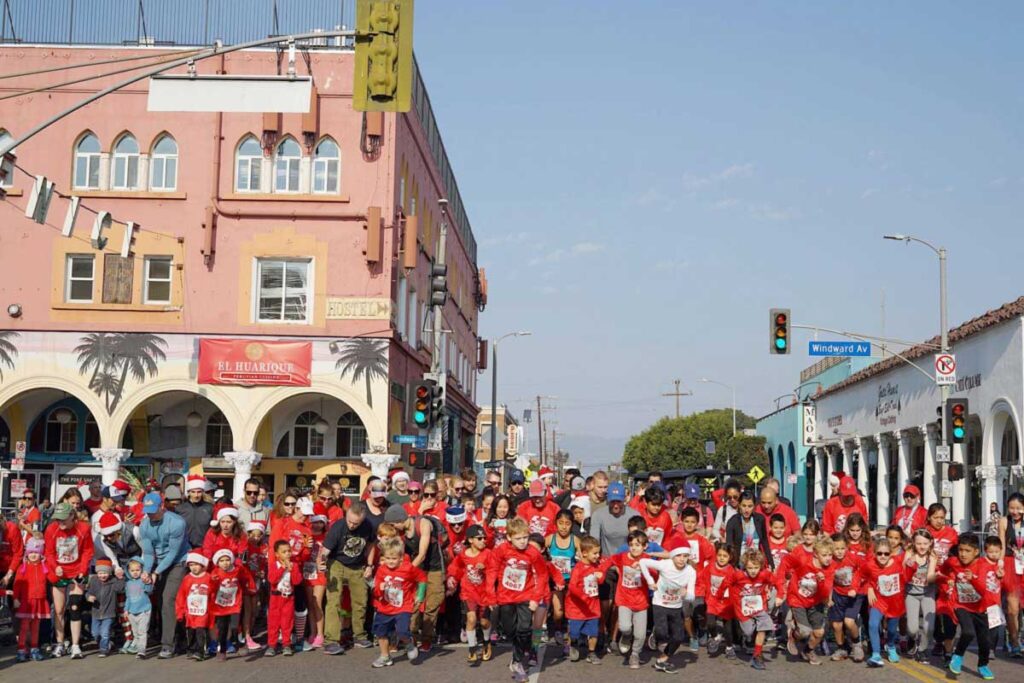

{"left": 215, "top": 506, "right": 239, "bottom": 522}
{"left": 186, "top": 551, "right": 208, "bottom": 568}
{"left": 98, "top": 511, "right": 123, "bottom": 536}
{"left": 212, "top": 548, "right": 235, "bottom": 566}
{"left": 538, "top": 466, "right": 555, "bottom": 480}
{"left": 246, "top": 520, "right": 266, "bottom": 533}
{"left": 110, "top": 480, "right": 132, "bottom": 497}
{"left": 185, "top": 474, "right": 206, "bottom": 492}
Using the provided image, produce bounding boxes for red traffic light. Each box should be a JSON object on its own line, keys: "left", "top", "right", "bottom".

{"left": 415, "top": 385, "right": 429, "bottom": 399}
{"left": 951, "top": 403, "right": 965, "bottom": 417}
{"left": 775, "top": 313, "right": 788, "bottom": 325}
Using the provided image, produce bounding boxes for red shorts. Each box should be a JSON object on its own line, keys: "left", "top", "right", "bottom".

{"left": 1002, "top": 556, "right": 1022, "bottom": 598}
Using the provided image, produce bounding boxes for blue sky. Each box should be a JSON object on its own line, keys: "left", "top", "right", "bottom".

{"left": 413, "top": 2, "right": 1024, "bottom": 469}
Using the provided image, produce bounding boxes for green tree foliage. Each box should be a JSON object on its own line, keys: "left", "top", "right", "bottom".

{"left": 622, "top": 409, "right": 768, "bottom": 485}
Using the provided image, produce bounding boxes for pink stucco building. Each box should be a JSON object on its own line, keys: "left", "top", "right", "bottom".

{"left": 0, "top": 11, "right": 485, "bottom": 507}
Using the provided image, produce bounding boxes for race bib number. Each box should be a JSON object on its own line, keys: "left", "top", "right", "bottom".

{"left": 647, "top": 527, "right": 664, "bottom": 545}
{"left": 187, "top": 590, "right": 208, "bottom": 616}
{"left": 660, "top": 584, "right": 683, "bottom": 608}
{"left": 798, "top": 574, "right": 818, "bottom": 598}
{"left": 910, "top": 562, "right": 928, "bottom": 587}
{"left": 688, "top": 541, "right": 700, "bottom": 564}
{"left": 1015, "top": 549, "right": 1024, "bottom": 576}
{"left": 56, "top": 535, "right": 79, "bottom": 564}
{"left": 583, "top": 573, "right": 599, "bottom": 597}
{"left": 385, "top": 585, "right": 404, "bottom": 608}
{"left": 987, "top": 604, "right": 1006, "bottom": 628}
{"left": 741, "top": 594, "right": 764, "bottom": 617}
{"left": 834, "top": 567, "right": 853, "bottom": 587}
{"left": 502, "top": 565, "right": 527, "bottom": 592}
{"left": 215, "top": 582, "right": 238, "bottom": 608}
{"left": 622, "top": 565, "right": 642, "bottom": 589}
{"left": 528, "top": 516, "right": 549, "bottom": 535}
{"left": 302, "top": 562, "right": 318, "bottom": 580}
{"left": 878, "top": 574, "right": 900, "bottom": 597}
{"left": 955, "top": 580, "right": 981, "bottom": 604}
{"left": 551, "top": 556, "right": 572, "bottom": 577}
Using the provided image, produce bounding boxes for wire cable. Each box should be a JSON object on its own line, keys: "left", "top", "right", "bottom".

{"left": 0, "top": 47, "right": 205, "bottom": 81}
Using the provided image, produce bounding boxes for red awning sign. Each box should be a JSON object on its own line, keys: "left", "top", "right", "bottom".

{"left": 198, "top": 339, "right": 312, "bottom": 387}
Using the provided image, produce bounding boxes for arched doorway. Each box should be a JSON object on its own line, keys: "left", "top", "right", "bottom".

{"left": 998, "top": 412, "right": 1021, "bottom": 499}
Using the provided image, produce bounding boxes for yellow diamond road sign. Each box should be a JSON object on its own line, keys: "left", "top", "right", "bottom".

{"left": 747, "top": 465, "right": 766, "bottom": 484}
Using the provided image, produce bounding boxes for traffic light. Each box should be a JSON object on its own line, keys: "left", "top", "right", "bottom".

{"left": 430, "top": 262, "right": 448, "bottom": 307}
{"left": 945, "top": 398, "right": 968, "bottom": 444}
{"left": 947, "top": 462, "right": 965, "bottom": 481}
{"left": 770, "top": 308, "right": 790, "bottom": 355}
{"left": 408, "top": 449, "right": 436, "bottom": 470}
{"left": 411, "top": 377, "right": 444, "bottom": 430}
{"left": 353, "top": 0, "right": 414, "bottom": 112}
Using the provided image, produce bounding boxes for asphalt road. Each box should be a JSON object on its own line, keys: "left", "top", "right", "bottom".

{"left": 1, "top": 641, "right": 1021, "bottom": 683}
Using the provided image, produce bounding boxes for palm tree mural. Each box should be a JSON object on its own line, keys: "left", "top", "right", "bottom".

{"left": 0, "top": 330, "right": 19, "bottom": 381}
{"left": 334, "top": 338, "right": 388, "bottom": 408}
{"left": 76, "top": 333, "right": 167, "bottom": 413}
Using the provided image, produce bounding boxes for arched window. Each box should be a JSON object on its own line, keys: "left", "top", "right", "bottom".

{"left": 45, "top": 408, "right": 78, "bottom": 453}
{"left": 150, "top": 134, "right": 178, "bottom": 191}
{"left": 337, "top": 412, "right": 367, "bottom": 458}
{"left": 205, "top": 410, "right": 233, "bottom": 456}
{"left": 112, "top": 133, "right": 140, "bottom": 190}
{"left": 74, "top": 133, "right": 101, "bottom": 189}
{"left": 284, "top": 411, "right": 324, "bottom": 457}
{"left": 312, "top": 138, "right": 340, "bottom": 194}
{"left": 274, "top": 137, "right": 301, "bottom": 193}
{"left": 235, "top": 135, "right": 262, "bottom": 192}
{"left": 85, "top": 415, "right": 100, "bottom": 451}
{"left": 0, "top": 129, "right": 14, "bottom": 187}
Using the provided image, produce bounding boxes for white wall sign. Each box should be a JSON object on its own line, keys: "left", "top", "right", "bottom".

{"left": 802, "top": 404, "right": 816, "bottom": 447}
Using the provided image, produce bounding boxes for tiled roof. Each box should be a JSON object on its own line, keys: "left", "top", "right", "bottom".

{"left": 817, "top": 295, "right": 1024, "bottom": 398}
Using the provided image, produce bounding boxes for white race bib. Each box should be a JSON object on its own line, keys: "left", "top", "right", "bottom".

{"left": 551, "top": 556, "right": 572, "bottom": 577}
{"left": 647, "top": 527, "right": 664, "bottom": 545}
{"left": 660, "top": 585, "right": 683, "bottom": 608}
{"left": 955, "top": 580, "right": 981, "bottom": 604}
{"left": 502, "top": 566, "right": 527, "bottom": 592}
{"left": 621, "top": 565, "right": 642, "bottom": 589}
{"left": 187, "top": 590, "right": 208, "bottom": 616}
{"left": 583, "top": 573, "right": 599, "bottom": 597}
{"left": 987, "top": 604, "right": 1006, "bottom": 628}
{"left": 302, "top": 562, "right": 318, "bottom": 580}
{"left": 385, "top": 585, "right": 404, "bottom": 608}
{"left": 741, "top": 594, "right": 764, "bottom": 617}
{"left": 688, "top": 541, "right": 700, "bottom": 564}
{"left": 1014, "top": 549, "right": 1024, "bottom": 576}
{"left": 215, "top": 582, "right": 238, "bottom": 608}
{"left": 878, "top": 574, "right": 900, "bottom": 597}
{"left": 56, "top": 535, "right": 79, "bottom": 564}
{"left": 528, "top": 516, "right": 549, "bottom": 535}
{"left": 798, "top": 574, "right": 818, "bottom": 598}
{"left": 834, "top": 567, "right": 853, "bottom": 587}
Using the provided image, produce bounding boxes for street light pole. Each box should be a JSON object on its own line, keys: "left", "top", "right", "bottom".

{"left": 490, "top": 331, "right": 531, "bottom": 474}
{"left": 884, "top": 234, "right": 950, "bottom": 514}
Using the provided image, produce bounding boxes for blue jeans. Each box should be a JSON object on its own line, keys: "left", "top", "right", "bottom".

{"left": 91, "top": 616, "right": 113, "bottom": 652}
{"left": 868, "top": 608, "right": 899, "bottom": 655}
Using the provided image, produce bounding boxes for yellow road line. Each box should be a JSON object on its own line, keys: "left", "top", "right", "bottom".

{"left": 903, "top": 657, "right": 954, "bottom": 681}
{"left": 892, "top": 660, "right": 950, "bottom": 683}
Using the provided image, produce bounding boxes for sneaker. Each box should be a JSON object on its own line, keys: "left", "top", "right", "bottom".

{"left": 282, "top": 645, "right": 294, "bottom": 656}
{"left": 831, "top": 649, "right": 849, "bottom": 661}
{"left": 246, "top": 636, "right": 263, "bottom": 651}
{"left": 752, "top": 654, "right": 766, "bottom": 670}
{"left": 569, "top": 645, "right": 581, "bottom": 662}
{"left": 16, "top": 650, "right": 28, "bottom": 663}
{"left": 586, "top": 653, "right": 602, "bottom": 665}
{"left": 867, "top": 653, "right": 884, "bottom": 668}
{"left": 98, "top": 650, "right": 108, "bottom": 658}
{"left": 726, "top": 646, "right": 737, "bottom": 660}
{"left": 158, "top": 648, "right": 174, "bottom": 659}
{"left": 511, "top": 661, "right": 528, "bottom": 682}
{"left": 689, "top": 637, "right": 699, "bottom": 653}
{"left": 119, "top": 642, "right": 135, "bottom": 655}
{"left": 30, "top": 648, "right": 44, "bottom": 662}
{"left": 354, "top": 638, "right": 374, "bottom": 649}
{"left": 371, "top": 655, "right": 393, "bottom": 668}
{"left": 807, "top": 650, "right": 822, "bottom": 666}
{"left": 52, "top": 644, "right": 65, "bottom": 658}
{"left": 70, "top": 645, "right": 84, "bottom": 659}
{"left": 887, "top": 645, "right": 900, "bottom": 663}
{"left": 527, "top": 652, "right": 538, "bottom": 668}
{"left": 787, "top": 631, "right": 799, "bottom": 657}
{"left": 653, "top": 658, "right": 677, "bottom": 673}
{"left": 207, "top": 642, "right": 218, "bottom": 657}
{"left": 264, "top": 647, "right": 277, "bottom": 657}
{"left": 978, "top": 665, "right": 994, "bottom": 680}
{"left": 406, "top": 642, "right": 419, "bottom": 661}
{"left": 135, "top": 654, "right": 146, "bottom": 661}
{"left": 619, "top": 633, "right": 633, "bottom": 655}
{"left": 629, "top": 653, "right": 640, "bottom": 669}
{"left": 851, "top": 643, "right": 865, "bottom": 662}
{"left": 467, "top": 647, "right": 479, "bottom": 665}
{"left": 482, "top": 642, "right": 493, "bottom": 661}
{"left": 708, "top": 635, "right": 723, "bottom": 656}
{"left": 914, "top": 651, "right": 928, "bottom": 663}
{"left": 226, "top": 642, "right": 237, "bottom": 654}
{"left": 324, "top": 642, "right": 344, "bottom": 655}
{"left": 949, "top": 653, "right": 963, "bottom": 675}
{"left": 1011, "top": 644, "right": 1022, "bottom": 658}
{"left": 301, "top": 640, "right": 315, "bottom": 652}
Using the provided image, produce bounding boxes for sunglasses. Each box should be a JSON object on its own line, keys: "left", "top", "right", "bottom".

{"left": 454, "top": 487, "right": 464, "bottom": 492}
{"left": 22, "top": 495, "right": 35, "bottom": 500}
{"left": 423, "top": 492, "right": 437, "bottom": 498}
{"left": 903, "top": 493, "right": 917, "bottom": 498}
{"left": 726, "top": 495, "right": 740, "bottom": 501}
{"left": 409, "top": 490, "right": 422, "bottom": 495}
{"left": 283, "top": 501, "right": 297, "bottom": 507}
{"left": 244, "top": 490, "right": 259, "bottom": 497}
{"left": 876, "top": 552, "right": 891, "bottom": 557}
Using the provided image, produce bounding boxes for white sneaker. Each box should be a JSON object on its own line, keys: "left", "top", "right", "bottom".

{"left": 52, "top": 644, "right": 66, "bottom": 658}
{"left": 406, "top": 642, "right": 419, "bottom": 661}
{"left": 70, "top": 645, "right": 84, "bottom": 659}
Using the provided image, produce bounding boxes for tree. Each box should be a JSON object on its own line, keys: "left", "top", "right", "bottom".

{"left": 0, "top": 330, "right": 18, "bottom": 380}
{"left": 334, "top": 338, "right": 388, "bottom": 408}
{"left": 622, "top": 408, "right": 767, "bottom": 484}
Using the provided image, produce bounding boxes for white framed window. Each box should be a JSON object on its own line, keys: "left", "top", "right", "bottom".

{"left": 0, "top": 129, "right": 14, "bottom": 187}
{"left": 291, "top": 411, "right": 325, "bottom": 457}
{"left": 111, "top": 134, "right": 140, "bottom": 190}
{"left": 205, "top": 411, "right": 233, "bottom": 456}
{"left": 149, "top": 134, "right": 178, "bottom": 191}
{"left": 235, "top": 135, "right": 262, "bottom": 192}
{"left": 337, "top": 412, "right": 368, "bottom": 457}
{"left": 73, "top": 133, "right": 101, "bottom": 189}
{"left": 143, "top": 256, "right": 173, "bottom": 304}
{"left": 45, "top": 409, "right": 78, "bottom": 453}
{"left": 65, "top": 254, "right": 95, "bottom": 302}
{"left": 274, "top": 137, "right": 301, "bottom": 193}
{"left": 255, "top": 258, "right": 312, "bottom": 323}
{"left": 312, "top": 138, "right": 340, "bottom": 194}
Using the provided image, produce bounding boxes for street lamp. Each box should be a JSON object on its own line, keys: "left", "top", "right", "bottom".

{"left": 883, "top": 233, "right": 949, "bottom": 509}
{"left": 698, "top": 378, "right": 737, "bottom": 436}
{"left": 490, "top": 331, "right": 532, "bottom": 469}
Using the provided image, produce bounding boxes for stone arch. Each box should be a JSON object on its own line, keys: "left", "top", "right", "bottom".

{"left": 0, "top": 375, "right": 112, "bottom": 445}
{"left": 109, "top": 379, "right": 243, "bottom": 448}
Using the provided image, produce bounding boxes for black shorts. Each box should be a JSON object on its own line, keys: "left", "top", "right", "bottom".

{"left": 828, "top": 592, "right": 864, "bottom": 622}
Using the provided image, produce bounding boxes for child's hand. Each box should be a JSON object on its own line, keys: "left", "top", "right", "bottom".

{"left": 87, "top": 595, "right": 96, "bottom": 603}
{"left": 528, "top": 600, "right": 538, "bottom": 612}
{"left": 847, "top": 590, "right": 855, "bottom": 598}
{"left": 996, "top": 565, "right": 1004, "bottom": 579}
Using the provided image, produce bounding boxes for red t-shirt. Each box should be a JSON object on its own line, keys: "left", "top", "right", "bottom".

{"left": 269, "top": 517, "right": 311, "bottom": 565}
{"left": 515, "top": 499, "right": 561, "bottom": 537}
{"left": 565, "top": 561, "right": 603, "bottom": 620}
{"left": 939, "top": 557, "right": 988, "bottom": 613}
{"left": 779, "top": 553, "right": 835, "bottom": 609}
{"left": 892, "top": 505, "right": 927, "bottom": 536}
{"left": 701, "top": 561, "right": 735, "bottom": 618}
{"left": 604, "top": 552, "right": 651, "bottom": 611}
{"left": 373, "top": 559, "right": 427, "bottom": 615}
{"left": 638, "top": 508, "right": 673, "bottom": 547}
{"left": 486, "top": 542, "right": 548, "bottom": 605}
{"left": 821, "top": 496, "right": 868, "bottom": 534}
{"left": 767, "top": 536, "right": 791, "bottom": 573}
{"left": 175, "top": 571, "right": 212, "bottom": 628}
{"left": 756, "top": 502, "right": 800, "bottom": 537}
{"left": 830, "top": 553, "right": 865, "bottom": 595}
{"left": 448, "top": 548, "right": 494, "bottom": 606}
{"left": 43, "top": 521, "right": 94, "bottom": 580}
{"left": 201, "top": 530, "right": 249, "bottom": 564}
{"left": 977, "top": 557, "right": 1003, "bottom": 609}
{"left": 210, "top": 565, "right": 256, "bottom": 616}
{"left": 846, "top": 539, "right": 872, "bottom": 565}
{"left": 716, "top": 567, "right": 774, "bottom": 621}
{"left": 83, "top": 497, "right": 104, "bottom": 517}
{"left": 930, "top": 525, "right": 959, "bottom": 565}
{"left": 856, "top": 558, "right": 915, "bottom": 618}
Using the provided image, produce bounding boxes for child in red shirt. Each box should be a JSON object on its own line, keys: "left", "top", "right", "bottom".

{"left": 714, "top": 549, "right": 775, "bottom": 670}
{"left": 827, "top": 534, "right": 866, "bottom": 662}
{"left": 486, "top": 517, "right": 550, "bottom": 682}
{"left": 605, "top": 530, "right": 652, "bottom": 668}
{"left": 243, "top": 520, "right": 267, "bottom": 651}
{"left": 939, "top": 535, "right": 994, "bottom": 678}
{"left": 371, "top": 538, "right": 427, "bottom": 668}
{"left": 210, "top": 548, "right": 255, "bottom": 659}
{"left": 175, "top": 552, "right": 213, "bottom": 660}
{"left": 766, "top": 514, "right": 792, "bottom": 570}
{"left": 636, "top": 486, "right": 673, "bottom": 547}
{"left": 778, "top": 536, "right": 835, "bottom": 665}
{"left": 265, "top": 539, "right": 302, "bottom": 655}
{"left": 565, "top": 535, "right": 605, "bottom": 665}
{"left": 447, "top": 524, "right": 495, "bottom": 664}
{"left": 703, "top": 542, "right": 737, "bottom": 658}
{"left": 13, "top": 536, "right": 48, "bottom": 662}
{"left": 857, "top": 537, "right": 915, "bottom": 667}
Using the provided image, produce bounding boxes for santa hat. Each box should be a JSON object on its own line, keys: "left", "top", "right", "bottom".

{"left": 390, "top": 470, "right": 410, "bottom": 483}
{"left": 215, "top": 506, "right": 239, "bottom": 522}
{"left": 538, "top": 466, "right": 555, "bottom": 480}
{"left": 77, "top": 480, "right": 92, "bottom": 497}
{"left": 185, "top": 474, "right": 206, "bottom": 492}
{"left": 110, "top": 480, "right": 132, "bottom": 498}
{"left": 446, "top": 506, "right": 467, "bottom": 525}
{"left": 186, "top": 552, "right": 208, "bottom": 568}
{"left": 212, "top": 549, "right": 235, "bottom": 566}
{"left": 98, "top": 511, "right": 123, "bottom": 536}
{"left": 246, "top": 520, "right": 266, "bottom": 533}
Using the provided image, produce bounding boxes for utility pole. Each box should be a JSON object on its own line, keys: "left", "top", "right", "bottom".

{"left": 536, "top": 395, "right": 544, "bottom": 466}
{"left": 662, "top": 379, "right": 692, "bottom": 419}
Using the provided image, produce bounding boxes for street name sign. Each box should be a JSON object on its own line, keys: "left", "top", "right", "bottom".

{"left": 392, "top": 434, "right": 427, "bottom": 447}
{"left": 808, "top": 341, "right": 871, "bottom": 357}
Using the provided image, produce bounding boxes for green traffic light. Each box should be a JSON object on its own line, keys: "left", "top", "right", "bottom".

{"left": 413, "top": 410, "right": 426, "bottom": 424}
{"left": 775, "top": 338, "right": 787, "bottom": 350}
{"left": 953, "top": 427, "right": 965, "bottom": 439}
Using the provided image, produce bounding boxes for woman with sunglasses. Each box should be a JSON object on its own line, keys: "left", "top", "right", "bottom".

{"left": 316, "top": 481, "right": 345, "bottom": 525}
{"left": 269, "top": 493, "right": 315, "bottom": 650}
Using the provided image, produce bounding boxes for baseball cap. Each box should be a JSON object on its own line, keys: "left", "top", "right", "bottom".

{"left": 408, "top": 480, "right": 423, "bottom": 491}
{"left": 903, "top": 484, "right": 921, "bottom": 498}
{"left": 369, "top": 484, "right": 388, "bottom": 499}
{"left": 684, "top": 482, "right": 701, "bottom": 499}
{"left": 510, "top": 470, "right": 525, "bottom": 484}
{"left": 529, "top": 479, "right": 546, "bottom": 498}
{"left": 163, "top": 484, "right": 182, "bottom": 501}
{"left": 297, "top": 497, "right": 315, "bottom": 516}
{"left": 839, "top": 476, "right": 857, "bottom": 496}
{"left": 52, "top": 502, "right": 74, "bottom": 520}
{"left": 607, "top": 482, "right": 626, "bottom": 503}
{"left": 466, "top": 524, "right": 486, "bottom": 539}
{"left": 142, "top": 492, "right": 163, "bottom": 514}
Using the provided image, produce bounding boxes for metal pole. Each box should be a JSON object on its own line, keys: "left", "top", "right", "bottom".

{"left": 490, "top": 340, "right": 498, "bottom": 466}
{"left": 537, "top": 395, "right": 544, "bottom": 466}
{"left": 939, "top": 247, "right": 950, "bottom": 514}
{"left": 732, "top": 384, "right": 737, "bottom": 436}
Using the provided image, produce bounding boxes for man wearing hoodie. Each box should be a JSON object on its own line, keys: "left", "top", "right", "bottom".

{"left": 177, "top": 475, "right": 214, "bottom": 549}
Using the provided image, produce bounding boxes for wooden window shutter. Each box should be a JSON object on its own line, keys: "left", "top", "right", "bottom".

{"left": 102, "top": 254, "right": 134, "bottom": 304}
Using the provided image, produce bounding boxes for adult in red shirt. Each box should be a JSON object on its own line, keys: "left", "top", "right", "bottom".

{"left": 82, "top": 481, "right": 104, "bottom": 517}
{"left": 16, "top": 489, "right": 42, "bottom": 537}
{"left": 44, "top": 501, "right": 94, "bottom": 658}
{"left": 269, "top": 497, "right": 313, "bottom": 568}
{"left": 756, "top": 487, "right": 800, "bottom": 538}
{"left": 0, "top": 516, "right": 24, "bottom": 586}
{"left": 516, "top": 480, "right": 561, "bottom": 537}
{"left": 891, "top": 484, "right": 927, "bottom": 537}
{"left": 821, "top": 476, "right": 869, "bottom": 534}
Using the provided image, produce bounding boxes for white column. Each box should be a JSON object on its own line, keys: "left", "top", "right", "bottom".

{"left": 857, "top": 437, "right": 871, "bottom": 501}
{"left": 896, "top": 429, "right": 911, "bottom": 493}
{"left": 922, "top": 424, "right": 939, "bottom": 507}
{"left": 362, "top": 450, "right": 400, "bottom": 481}
{"left": 876, "top": 434, "right": 892, "bottom": 526}
{"left": 951, "top": 443, "right": 968, "bottom": 531}
{"left": 91, "top": 448, "right": 131, "bottom": 485}
{"left": 812, "top": 447, "right": 824, "bottom": 504}
{"left": 842, "top": 441, "right": 855, "bottom": 478}
{"left": 224, "top": 450, "right": 263, "bottom": 503}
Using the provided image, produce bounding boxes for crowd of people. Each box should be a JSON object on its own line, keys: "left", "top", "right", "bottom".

{"left": 1, "top": 465, "right": 1023, "bottom": 681}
